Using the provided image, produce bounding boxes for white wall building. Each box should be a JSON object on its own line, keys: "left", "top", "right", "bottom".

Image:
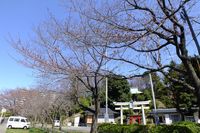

{"left": 151, "top": 108, "right": 197, "bottom": 125}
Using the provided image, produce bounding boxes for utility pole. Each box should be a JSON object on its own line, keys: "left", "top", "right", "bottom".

{"left": 182, "top": 6, "right": 200, "bottom": 55}
{"left": 104, "top": 50, "right": 109, "bottom": 122}
{"left": 145, "top": 51, "right": 158, "bottom": 125}
{"left": 105, "top": 76, "right": 109, "bottom": 122}
{"left": 149, "top": 72, "right": 158, "bottom": 124}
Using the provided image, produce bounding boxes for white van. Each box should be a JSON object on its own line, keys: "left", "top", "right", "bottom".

{"left": 54, "top": 120, "right": 60, "bottom": 127}
{"left": 7, "top": 116, "right": 30, "bottom": 129}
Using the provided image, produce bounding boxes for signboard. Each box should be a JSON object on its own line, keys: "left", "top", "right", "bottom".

{"left": 1, "top": 108, "right": 6, "bottom": 113}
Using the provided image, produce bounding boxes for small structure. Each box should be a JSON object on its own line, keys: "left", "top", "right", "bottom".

{"left": 130, "top": 87, "right": 142, "bottom": 101}
{"left": 128, "top": 115, "right": 142, "bottom": 124}
{"left": 130, "top": 87, "right": 142, "bottom": 94}
{"left": 149, "top": 108, "right": 197, "bottom": 125}
{"left": 74, "top": 114, "right": 80, "bottom": 127}
{"left": 129, "top": 87, "right": 143, "bottom": 125}
{"left": 85, "top": 108, "right": 116, "bottom": 126}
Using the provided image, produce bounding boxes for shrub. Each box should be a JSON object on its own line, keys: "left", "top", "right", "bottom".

{"left": 97, "top": 123, "right": 147, "bottom": 133}
{"left": 98, "top": 121, "right": 200, "bottom": 133}
{"left": 97, "top": 123, "right": 122, "bottom": 133}
{"left": 148, "top": 125, "right": 192, "bottom": 133}
{"left": 173, "top": 121, "right": 200, "bottom": 133}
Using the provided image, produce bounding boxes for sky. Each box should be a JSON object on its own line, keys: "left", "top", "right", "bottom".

{"left": 0, "top": 0, "right": 199, "bottom": 90}
{"left": 0, "top": 0, "right": 67, "bottom": 89}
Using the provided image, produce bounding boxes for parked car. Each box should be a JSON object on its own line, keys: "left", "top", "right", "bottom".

{"left": 54, "top": 120, "right": 60, "bottom": 127}
{"left": 7, "top": 116, "right": 30, "bottom": 129}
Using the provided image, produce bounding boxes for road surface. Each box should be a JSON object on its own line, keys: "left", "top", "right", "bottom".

{"left": 0, "top": 119, "right": 7, "bottom": 133}
{"left": 61, "top": 126, "right": 90, "bottom": 133}
{"left": 36, "top": 124, "right": 90, "bottom": 133}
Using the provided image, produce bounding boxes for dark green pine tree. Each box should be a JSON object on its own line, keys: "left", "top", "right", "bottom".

{"left": 100, "top": 74, "right": 131, "bottom": 110}
{"left": 163, "top": 61, "right": 197, "bottom": 120}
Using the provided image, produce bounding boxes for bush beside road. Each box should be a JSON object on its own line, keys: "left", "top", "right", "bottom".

{"left": 98, "top": 121, "right": 200, "bottom": 133}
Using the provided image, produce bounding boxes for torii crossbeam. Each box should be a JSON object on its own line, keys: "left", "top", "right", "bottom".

{"left": 114, "top": 100, "right": 150, "bottom": 125}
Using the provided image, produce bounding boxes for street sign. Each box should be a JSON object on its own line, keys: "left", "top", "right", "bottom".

{"left": 1, "top": 108, "right": 6, "bottom": 113}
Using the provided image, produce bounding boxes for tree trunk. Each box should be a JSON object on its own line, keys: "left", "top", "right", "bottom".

{"left": 33, "top": 115, "right": 37, "bottom": 127}
{"left": 51, "top": 119, "right": 54, "bottom": 129}
{"left": 180, "top": 113, "right": 185, "bottom": 121}
{"left": 182, "top": 59, "right": 200, "bottom": 121}
{"left": 90, "top": 94, "right": 100, "bottom": 133}
{"left": 197, "top": 89, "right": 200, "bottom": 120}
{"left": 59, "top": 114, "right": 62, "bottom": 131}
{"left": 90, "top": 114, "right": 98, "bottom": 133}
{"left": 175, "top": 97, "right": 184, "bottom": 121}
{"left": 41, "top": 122, "right": 44, "bottom": 128}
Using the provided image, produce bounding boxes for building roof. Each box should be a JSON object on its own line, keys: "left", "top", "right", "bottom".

{"left": 150, "top": 108, "right": 178, "bottom": 114}
{"left": 85, "top": 108, "right": 118, "bottom": 115}
{"left": 130, "top": 87, "right": 142, "bottom": 94}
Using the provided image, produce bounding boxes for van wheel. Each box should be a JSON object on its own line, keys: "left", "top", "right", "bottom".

{"left": 23, "top": 126, "right": 27, "bottom": 129}
{"left": 8, "top": 125, "right": 12, "bottom": 129}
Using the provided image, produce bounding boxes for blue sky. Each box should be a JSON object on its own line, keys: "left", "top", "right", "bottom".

{"left": 0, "top": 0, "right": 66, "bottom": 89}
{"left": 0, "top": 0, "right": 199, "bottom": 90}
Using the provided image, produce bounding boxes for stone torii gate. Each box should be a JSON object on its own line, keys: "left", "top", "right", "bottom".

{"left": 113, "top": 102, "right": 130, "bottom": 124}
{"left": 113, "top": 100, "right": 150, "bottom": 125}
{"left": 129, "top": 100, "right": 150, "bottom": 125}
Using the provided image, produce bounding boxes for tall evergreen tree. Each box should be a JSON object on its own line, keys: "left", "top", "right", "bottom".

{"left": 163, "top": 61, "right": 197, "bottom": 120}
{"left": 100, "top": 74, "right": 131, "bottom": 110}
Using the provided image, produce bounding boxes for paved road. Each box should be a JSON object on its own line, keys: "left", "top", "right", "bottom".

{"left": 0, "top": 120, "right": 91, "bottom": 133}
{"left": 61, "top": 126, "right": 90, "bottom": 133}
{"left": 36, "top": 124, "right": 90, "bottom": 133}
{"left": 0, "top": 119, "right": 7, "bottom": 133}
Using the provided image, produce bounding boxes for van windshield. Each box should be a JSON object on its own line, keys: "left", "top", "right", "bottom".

{"left": 9, "top": 118, "right": 14, "bottom": 121}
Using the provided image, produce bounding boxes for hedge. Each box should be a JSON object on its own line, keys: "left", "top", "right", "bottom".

{"left": 97, "top": 121, "right": 200, "bottom": 133}
{"left": 97, "top": 123, "right": 147, "bottom": 133}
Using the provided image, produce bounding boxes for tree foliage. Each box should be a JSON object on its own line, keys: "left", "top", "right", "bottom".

{"left": 163, "top": 61, "right": 197, "bottom": 116}
{"left": 100, "top": 74, "right": 131, "bottom": 110}
{"left": 108, "top": 74, "right": 131, "bottom": 102}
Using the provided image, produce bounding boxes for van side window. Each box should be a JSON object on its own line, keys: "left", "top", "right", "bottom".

{"left": 14, "top": 118, "right": 20, "bottom": 122}
{"left": 9, "top": 118, "right": 14, "bottom": 121}
{"left": 21, "top": 119, "right": 25, "bottom": 122}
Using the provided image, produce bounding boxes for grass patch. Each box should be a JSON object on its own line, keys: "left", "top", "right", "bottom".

{"left": 6, "top": 128, "right": 87, "bottom": 133}
{"left": 6, "top": 128, "right": 47, "bottom": 133}
{"left": 29, "top": 128, "right": 47, "bottom": 133}
{"left": 6, "top": 129, "right": 29, "bottom": 133}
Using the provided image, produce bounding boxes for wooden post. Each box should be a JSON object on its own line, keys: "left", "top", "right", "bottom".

{"left": 141, "top": 105, "right": 146, "bottom": 125}
{"left": 120, "top": 105, "right": 123, "bottom": 124}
